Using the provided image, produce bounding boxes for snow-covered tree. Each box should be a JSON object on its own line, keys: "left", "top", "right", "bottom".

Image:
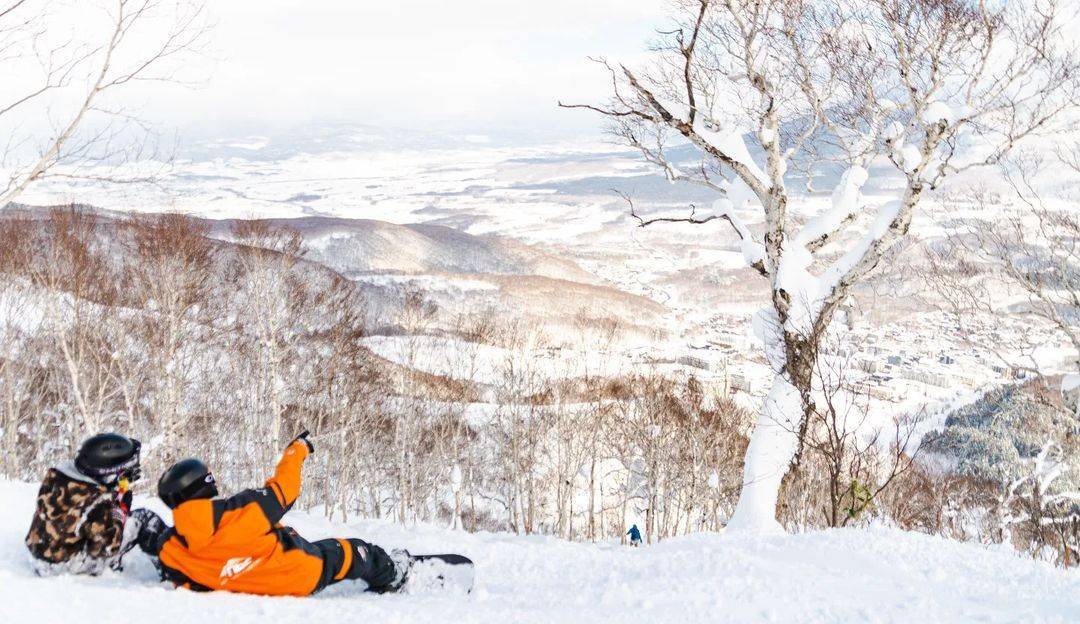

{"left": 1003, "top": 441, "right": 1080, "bottom": 566}
{"left": 565, "top": 0, "right": 1079, "bottom": 530}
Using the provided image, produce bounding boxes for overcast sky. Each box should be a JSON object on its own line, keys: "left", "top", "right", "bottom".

{"left": 149, "top": 1, "right": 668, "bottom": 140}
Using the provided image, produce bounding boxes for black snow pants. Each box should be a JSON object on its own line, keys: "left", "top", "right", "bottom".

{"left": 313, "top": 537, "right": 400, "bottom": 593}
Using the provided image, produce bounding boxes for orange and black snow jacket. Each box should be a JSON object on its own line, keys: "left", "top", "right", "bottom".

{"left": 157, "top": 441, "right": 326, "bottom": 596}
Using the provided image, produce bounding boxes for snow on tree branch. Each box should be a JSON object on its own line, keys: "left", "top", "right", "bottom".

{"left": 568, "top": 0, "right": 1080, "bottom": 530}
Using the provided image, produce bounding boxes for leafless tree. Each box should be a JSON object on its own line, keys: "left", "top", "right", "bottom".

{"left": 229, "top": 220, "right": 308, "bottom": 464}
{"left": 1, "top": 0, "right": 208, "bottom": 206}
{"left": 122, "top": 213, "right": 215, "bottom": 467}
{"left": 785, "top": 346, "right": 925, "bottom": 528}
{"left": 926, "top": 149, "right": 1079, "bottom": 388}
{"left": 564, "top": 0, "right": 1079, "bottom": 529}
{"left": 440, "top": 313, "right": 496, "bottom": 529}
{"left": 29, "top": 207, "right": 126, "bottom": 443}
{"left": 299, "top": 276, "right": 382, "bottom": 521}
{"left": 488, "top": 321, "right": 552, "bottom": 534}
{"left": 0, "top": 215, "right": 41, "bottom": 476}
{"left": 388, "top": 289, "right": 441, "bottom": 524}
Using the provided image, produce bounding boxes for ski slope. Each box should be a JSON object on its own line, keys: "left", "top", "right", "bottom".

{"left": 1, "top": 480, "right": 1077, "bottom": 624}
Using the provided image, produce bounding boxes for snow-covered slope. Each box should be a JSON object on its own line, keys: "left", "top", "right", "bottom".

{"left": 2, "top": 480, "right": 1077, "bottom": 624}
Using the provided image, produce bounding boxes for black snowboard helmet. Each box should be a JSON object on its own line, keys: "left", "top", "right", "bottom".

{"left": 158, "top": 458, "right": 218, "bottom": 508}
{"left": 75, "top": 433, "right": 141, "bottom": 486}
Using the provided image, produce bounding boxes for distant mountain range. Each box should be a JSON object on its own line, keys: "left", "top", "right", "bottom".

{"left": 204, "top": 216, "right": 599, "bottom": 284}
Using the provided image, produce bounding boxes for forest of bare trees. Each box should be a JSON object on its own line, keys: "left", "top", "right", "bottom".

{"left": 0, "top": 206, "right": 759, "bottom": 543}
{"left": 2, "top": 206, "right": 1072, "bottom": 565}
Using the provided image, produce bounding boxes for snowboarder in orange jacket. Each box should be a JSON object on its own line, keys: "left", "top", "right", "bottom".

{"left": 151, "top": 433, "right": 409, "bottom": 596}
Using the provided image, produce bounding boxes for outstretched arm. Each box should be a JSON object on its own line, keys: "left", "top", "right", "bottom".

{"left": 264, "top": 437, "right": 311, "bottom": 515}
{"left": 212, "top": 434, "right": 313, "bottom": 528}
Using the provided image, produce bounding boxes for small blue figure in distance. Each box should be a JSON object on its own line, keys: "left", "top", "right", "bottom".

{"left": 627, "top": 524, "right": 642, "bottom": 547}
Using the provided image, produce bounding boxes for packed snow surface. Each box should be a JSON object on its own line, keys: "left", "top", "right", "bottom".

{"left": 2, "top": 481, "right": 1077, "bottom": 623}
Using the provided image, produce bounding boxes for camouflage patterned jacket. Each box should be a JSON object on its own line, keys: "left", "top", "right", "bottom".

{"left": 24, "top": 463, "right": 128, "bottom": 575}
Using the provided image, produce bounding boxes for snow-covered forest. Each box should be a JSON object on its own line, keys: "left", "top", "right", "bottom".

{"left": 0, "top": 205, "right": 754, "bottom": 541}
{"left": 1, "top": 0, "right": 1079, "bottom": 622}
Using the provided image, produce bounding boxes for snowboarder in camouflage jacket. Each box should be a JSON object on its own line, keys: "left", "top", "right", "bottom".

{"left": 25, "top": 433, "right": 165, "bottom": 576}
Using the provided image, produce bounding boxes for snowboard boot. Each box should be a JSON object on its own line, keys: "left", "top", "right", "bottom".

{"left": 376, "top": 548, "right": 412, "bottom": 594}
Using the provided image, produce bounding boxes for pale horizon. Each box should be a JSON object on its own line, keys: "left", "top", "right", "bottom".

{"left": 137, "top": 0, "right": 667, "bottom": 142}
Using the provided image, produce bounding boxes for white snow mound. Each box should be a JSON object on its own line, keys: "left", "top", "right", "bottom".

{"left": 1, "top": 481, "right": 1077, "bottom": 623}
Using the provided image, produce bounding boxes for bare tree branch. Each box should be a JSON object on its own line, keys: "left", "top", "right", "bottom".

{"left": 0, "top": 0, "right": 208, "bottom": 206}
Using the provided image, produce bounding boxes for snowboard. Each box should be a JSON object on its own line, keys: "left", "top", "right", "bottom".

{"left": 401, "top": 554, "right": 474, "bottom": 594}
